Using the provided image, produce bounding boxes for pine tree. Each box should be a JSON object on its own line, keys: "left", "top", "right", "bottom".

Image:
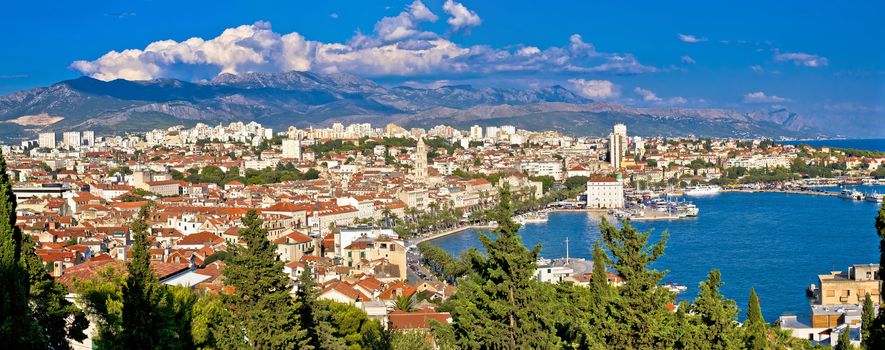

{"left": 867, "top": 202, "right": 885, "bottom": 349}
{"left": 448, "top": 184, "right": 561, "bottom": 349}
{"left": 0, "top": 150, "right": 50, "bottom": 347}
{"left": 690, "top": 269, "right": 740, "bottom": 350}
{"left": 744, "top": 288, "right": 768, "bottom": 350}
{"left": 120, "top": 204, "right": 166, "bottom": 349}
{"left": 598, "top": 218, "right": 674, "bottom": 349}
{"left": 220, "top": 209, "right": 309, "bottom": 349}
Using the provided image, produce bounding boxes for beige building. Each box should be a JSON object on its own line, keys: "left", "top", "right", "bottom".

{"left": 586, "top": 176, "right": 625, "bottom": 209}
{"left": 817, "top": 263, "right": 880, "bottom": 305}
{"left": 342, "top": 236, "right": 407, "bottom": 279}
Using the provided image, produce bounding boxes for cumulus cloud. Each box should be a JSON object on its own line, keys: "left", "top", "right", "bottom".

{"left": 668, "top": 96, "right": 687, "bottom": 105}
{"left": 71, "top": 1, "right": 655, "bottom": 81}
{"left": 633, "top": 87, "right": 662, "bottom": 102}
{"left": 774, "top": 52, "right": 829, "bottom": 67}
{"left": 443, "top": 0, "right": 482, "bottom": 32}
{"left": 680, "top": 55, "right": 696, "bottom": 64}
{"left": 569, "top": 79, "right": 618, "bottom": 99}
{"left": 677, "top": 33, "right": 706, "bottom": 43}
{"left": 329, "top": 13, "right": 339, "bottom": 19}
{"left": 743, "top": 91, "right": 789, "bottom": 103}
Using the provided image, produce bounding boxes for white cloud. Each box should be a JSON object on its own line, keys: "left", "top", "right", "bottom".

{"left": 668, "top": 96, "right": 687, "bottom": 105}
{"left": 677, "top": 33, "right": 706, "bottom": 43}
{"left": 750, "top": 65, "right": 763, "bottom": 73}
{"left": 443, "top": 0, "right": 481, "bottom": 32}
{"left": 633, "top": 87, "right": 662, "bottom": 102}
{"left": 517, "top": 46, "right": 541, "bottom": 56}
{"left": 680, "top": 55, "right": 696, "bottom": 64}
{"left": 569, "top": 79, "right": 618, "bottom": 99}
{"left": 71, "top": 2, "right": 655, "bottom": 81}
{"left": 329, "top": 13, "right": 339, "bottom": 19}
{"left": 774, "top": 52, "right": 829, "bottom": 67}
{"left": 743, "top": 91, "right": 789, "bottom": 103}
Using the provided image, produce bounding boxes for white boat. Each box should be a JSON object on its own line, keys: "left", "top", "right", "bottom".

{"left": 662, "top": 282, "right": 688, "bottom": 294}
{"left": 684, "top": 185, "right": 721, "bottom": 196}
{"left": 839, "top": 189, "right": 863, "bottom": 201}
{"left": 866, "top": 192, "right": 884, "bottom": 203}
{"left": 675, "top": 202, "right": 699, "bottom": 217}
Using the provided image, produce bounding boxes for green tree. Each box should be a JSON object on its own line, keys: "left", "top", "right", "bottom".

{"left": 448, "top": 184, "right": 561, "bottom": 349}
{"left": 22, "top": 235, "right": 89, "bottom": 349}
{"left": 394, "top": 295, "right": 416, "bottom": 312}
{"left": 835, "top": 326, "right": 853, "bottom": 350}
{"left": 745, "top": 288, "right": 768, "bottom": 350}
{"left": 120, "top": 204, "right": 169, "bottom": 349}
{"left": 690, "top": 269, "right": 740, "bottom": 350}
{"left": 296, "top": 268, "right": 343, "bottom": 350}
{"left": 0, "top": 151, "right": 52, "bottom": 348}
{"left": 867, "top": 202, "right": 885, "bottom": 349}
{"left": 219, "top": 210, "right": 309, "bottom": 349}
{"left": 862, "top": 293, "right": 875, "bottom": 349}
{"left": 598, "top": 218, "right": 674, "bottom": 349}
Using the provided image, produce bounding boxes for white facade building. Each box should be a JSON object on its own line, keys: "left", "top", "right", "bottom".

{"left": 609, "top": 124, "right": 627, "bottom": 169}
{"left": 586, "top": 176, "right": 625, "bottom": 209}
{"left": 282, "top": 139, "right": 302, "bottom": 159}
{"left": 38, "top": 132, "right": 56, "bottom": 149}
{"left": 63, "top": 132, "right": 81, "bottom": 149}
{"left": 469, "top": 125, "right": 483, "bottom": 141}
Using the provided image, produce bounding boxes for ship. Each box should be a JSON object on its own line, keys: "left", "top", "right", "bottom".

{"left": 684, "top": 185, "right": 722, "bottom": 196}
{"left": 866, "top": 192, "right": 883, "bottom": 203}
{"left": 839, "top": 188, "right": 864, "bottom": 201}
{"left": 662, "top": 282, "right": 688, "bottom": 294}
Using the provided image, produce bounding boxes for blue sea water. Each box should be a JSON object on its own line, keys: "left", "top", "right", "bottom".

{"left": 780, "top": 138, "right": 885, "bottom": 152}
{"left": 431, "top": 186, "right": 885, "bottom": 322}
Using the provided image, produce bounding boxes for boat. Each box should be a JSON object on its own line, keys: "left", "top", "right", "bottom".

{"left": 662, "top": 282, "right": 688, "bottom": 294}
{"left": 684, "top": 185, "right": 721, "bottom": 196}
{"left": 838, "top": 188, "right": 863, "bottom": 201}
{"left": 522, "top": 212, "right": 549, "bottom": 224}
{"left": 866, "top": 192, "right": 884, "bottom": 203}
{"left": 675, "top": 202, "right": 699, "bottom": 217}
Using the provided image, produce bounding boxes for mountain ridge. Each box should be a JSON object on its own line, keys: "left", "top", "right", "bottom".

{"left": 0, "top": 71, "right": 826, "bottom": 140}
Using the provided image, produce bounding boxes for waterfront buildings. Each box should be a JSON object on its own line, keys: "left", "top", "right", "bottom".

{"left": 817, "top": 263, "right": 880, "bottom": 305}
{"left": 586, "top": 176, "right": 625, "bottom": 209}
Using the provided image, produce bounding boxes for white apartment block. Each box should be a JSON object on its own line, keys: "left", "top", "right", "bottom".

{"left": 38, "top": 132, "right": 56, "bottom": 149}
{"left": 62, "top": 132, "right": 81, "bottom": 149}
{"left": 518, "top": 160, "right": 564, "bottom": 181}
{"left": 282, "top": 139, "right": 302, "bottom": 159}
{"left": 586, "top": 177, "right": 625, "bottom": 209}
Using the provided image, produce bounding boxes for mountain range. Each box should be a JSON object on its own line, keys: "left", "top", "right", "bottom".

{"left": 0, "top": 71, "right": 827, "bottom": 141}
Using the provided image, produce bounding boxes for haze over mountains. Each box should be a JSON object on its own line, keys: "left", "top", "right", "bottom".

{"left": 0, "top": 71, "right": 828, "bottom": 141}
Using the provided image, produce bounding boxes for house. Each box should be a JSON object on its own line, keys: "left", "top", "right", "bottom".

{"left": 817, "top": 264, "right": 880, "bottom": 305}
{"left": 274, "top": 230, "right": 314, "bottom": 262}
{"left": 388, "top": 308, "right": 452, "bottom": 330}
{"left": 319, "top": 281, "right": 371, "bottom": 304}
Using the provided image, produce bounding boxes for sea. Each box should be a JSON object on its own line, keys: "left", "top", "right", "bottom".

{"left": 431, "top": 185, "right": 885, "bottom": 322}
{"left": 779, "top": 138, "right": 885, "bottom": 152}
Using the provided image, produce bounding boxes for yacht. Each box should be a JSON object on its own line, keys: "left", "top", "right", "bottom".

{"left": 839, "top": 188, "right": 863, "bottom": 201}
{"left": 675, "top": 202, "right": 700, "bottom": 217}
{"left": 866, "top": 192, "right": 883, "bottom": 203}
{"left": 662, "top": 282, "right": 688, "bottom": 294}
{"left": 684, "top": 185, "right": 722, "bottom": 196}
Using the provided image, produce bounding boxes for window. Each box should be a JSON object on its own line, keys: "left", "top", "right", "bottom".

{"left": 826, "top": 290, "right": 835, "bottom": 297}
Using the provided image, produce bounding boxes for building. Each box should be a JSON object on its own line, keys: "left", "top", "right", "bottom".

{"left": 469, "top": 125, "right": 483, "bottom": 141}
{"left": 817, "top": 263, "right": 880, "bottom": 305}
{"left": 414, "top": 137, "right": 428, "bottom": 181}
{"left": 586, "top": 176, "right": 625, "bottom": 209}
{"left": 63, "top": 132, "right": 81, "bottom": 149}
{"left": 282, "top": 138, "right": 302, "bottom": 159}
{"left": 38, "top": 132, "right": 56, "bottom": 149}
{"left": 609, "top": 124, "right": 627, "bottom": 169}
{"left": 82, "top": 130, "right": 95, "bottom": 146}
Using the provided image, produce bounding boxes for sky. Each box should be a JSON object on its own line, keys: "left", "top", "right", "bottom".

{"left": 1, "top": 0, "right": 883, "bottom": 134}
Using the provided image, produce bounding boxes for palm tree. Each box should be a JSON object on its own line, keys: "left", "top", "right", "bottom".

{"left": 393, "top": 295, "right": 416, "bottom": 312}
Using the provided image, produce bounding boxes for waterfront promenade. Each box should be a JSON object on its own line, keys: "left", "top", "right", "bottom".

{"left": 722, "top": 188, "right": 839, "bottom": 197}
{"left": 409, "top": 224, "right": 495, "bottom": 245}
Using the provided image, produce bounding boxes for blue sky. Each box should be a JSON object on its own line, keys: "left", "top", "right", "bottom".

{"left": 1, "top": 0, "right": 883, "bottom": 133}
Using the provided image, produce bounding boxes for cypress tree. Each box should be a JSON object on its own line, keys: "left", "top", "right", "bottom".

{"left": 862, "top": 293, "right": 874, "bottom": 349}
{"left": 0, "top": 150, "right": 50, "bottom": 347}
{"left": 120, "top": 204, "right": 166, "bottom": 349}
{"left": 220, "top": 209, "right": 309, "bottom": 349}
{"left": 690, "top": 269, "right": 740, "bottom": 350}
{"left": 867, "top": 203, "right": 885, "bottom": 349}
{"left": 296, "top": 267, "right": 343, "bottom": 350}
{"left": 835, "top": 325, "right": 853, "bottom": 350}
{"left": 745, "top": 288, "right": 768, "bottom": 350}
{"left": 448, "top": 184, "right": 561, "bottom": 349}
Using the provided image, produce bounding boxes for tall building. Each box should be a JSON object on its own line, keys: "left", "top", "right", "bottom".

{"left": 38, "top": 132, "right": 56, "bottom": 149}
{"left": 608, "top": 124, "right": 627, "bottom": 169}
{"left": 415, "top": 137, "right": 428, "bottom": 181}
{"left": 82, "top": 130, "right": 95, "bottom": 146}
{"left": 282, "top": 139, "right": 302, "bottom": 160}
{"left": 469, "top": 125, "right": 483, "bottom": 141}
{"left": 63, "top": 132, "right": 81, "bottom": 149}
